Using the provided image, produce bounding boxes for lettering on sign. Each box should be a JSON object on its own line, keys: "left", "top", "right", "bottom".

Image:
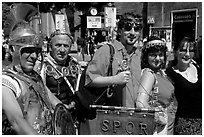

{"left": 100, "top": 119, "right": 149, "bottom": 135}
{"left": 139, "top": 123, "right": 148, "bottom": 135}
{"left": 125, "top": 122, "right": 135, "bottom": 134}
{"left": 101, "top": 120, "right": 109, "bottom": 132}
{"left": 147, "top": 16, "right": 155, "bottom": 24}
{"left": 113, "top": 121, "right": 120, "bottom": 133}
{"left": 87, "top": 16, "right": 101, "bottom": 28}
{"left": 174, "top": 15, "right": 192, "bottom": 20}
{"left": 173, "top": 10, "right": 196, "bottom": 23}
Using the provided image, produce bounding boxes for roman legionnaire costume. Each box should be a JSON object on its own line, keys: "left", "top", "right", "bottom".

{"left": 2, "top": 21, "right": 53, "bottom": 134}
{"left": 2, "top": 66, "right": 53, "bottom": 135}
{"left": 40, "top": 31, "right": 81, "bottom": 134}
{"left": 43, "top": 54, "right": 80, "bottom": 105}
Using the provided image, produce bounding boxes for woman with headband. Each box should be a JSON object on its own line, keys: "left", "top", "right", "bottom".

{"left": 136, "top": 36, "right": 177, "bottom": 135}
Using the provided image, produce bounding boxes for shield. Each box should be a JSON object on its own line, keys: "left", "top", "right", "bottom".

{"left": 53, "top": 103, "right": 76, "bottom": 135}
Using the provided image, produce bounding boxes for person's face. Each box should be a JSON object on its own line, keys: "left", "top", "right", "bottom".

{"left": 148, "top": 51, "right": 165, "bottom": 70}
{"left": 176, "top": 42, "right": 195, "bottom": 65}
{"left": 120, "top": 20, "right": 142, "bottom": 47}
{"left": 20, "top": 47, "right": 41, "bottom": 73}
{"left": 50, "top": 35, "right": 72, "bottom": 64}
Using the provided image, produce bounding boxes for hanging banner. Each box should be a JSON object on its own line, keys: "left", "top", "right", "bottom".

{"left": 55, "top": 14, "right": 66, "bottom": 32}
{"left": 87, "top": 16, "right": 101, "bottom": 28}
{"left": 104, "top": 7, "right": 117, "bottom": 27}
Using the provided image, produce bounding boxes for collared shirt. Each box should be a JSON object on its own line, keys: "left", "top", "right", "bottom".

{"left": 85, "top": 40, "right": 141, "bottom": 107}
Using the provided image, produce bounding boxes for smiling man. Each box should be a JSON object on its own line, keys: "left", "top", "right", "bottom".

{"left": 85, "top": 12, "right": 143, "bottom": 108}
{"left": 79, "top": 12, "right": 143, "bottom": 135}
{"left": 2, "top": 21, "right": 62, "bottom": 135}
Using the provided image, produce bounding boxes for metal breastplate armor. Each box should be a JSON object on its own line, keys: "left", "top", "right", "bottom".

{"left": 45, "top": 61, "right": 78, "bottom": 105}
{"left": 2, "top": 69, "right": 53, "bottom": 135}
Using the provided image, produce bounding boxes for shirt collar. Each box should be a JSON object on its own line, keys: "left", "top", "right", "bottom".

{"left": 113, "top": 40, "right": 138, "bottom": 56}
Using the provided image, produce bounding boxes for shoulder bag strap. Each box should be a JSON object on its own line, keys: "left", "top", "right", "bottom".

{"left": 93, "top": 43, "right": 115, "bottom": 104}
{"left": 106, "top": 43, "right": 115, "bottom": 76}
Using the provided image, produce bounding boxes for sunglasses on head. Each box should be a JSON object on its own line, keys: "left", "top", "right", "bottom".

{"left": 123, "top": 22, "right": 142, "bottom": 32}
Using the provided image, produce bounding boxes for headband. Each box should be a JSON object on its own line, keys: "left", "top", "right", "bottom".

{"left": 145, "top": 40, "right": 166, "bottom": 48}
{"left": 50, "top": 30, "right": 73, "bottom": 43}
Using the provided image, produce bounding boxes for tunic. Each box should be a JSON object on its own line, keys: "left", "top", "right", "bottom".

{"left": 41, "top": 55, "right": 79, "bottom": 105}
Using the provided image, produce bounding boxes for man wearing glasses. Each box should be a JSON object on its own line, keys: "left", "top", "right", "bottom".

{"left": 79, "top": 12, "right": 143, "bottom": 134}
{"left": 2, "top": 21, "right": 62, "bottom": 135}
{"left": 84, "top": 12, "right": 143, "bottom": 108}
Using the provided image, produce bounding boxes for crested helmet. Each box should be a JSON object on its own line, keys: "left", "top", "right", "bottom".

{"left": 9, "top": 21, "right": 42, "bottom": 66}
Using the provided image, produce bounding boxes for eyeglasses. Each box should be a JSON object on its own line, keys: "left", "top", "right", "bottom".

{"left": 123, "top": 22, "right": 142, "bottom": 32}
{"left": 21, "top": 47, "right": 42, "bottom": 55}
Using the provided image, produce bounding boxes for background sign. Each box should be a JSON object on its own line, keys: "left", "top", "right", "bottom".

{"left": 171, "top": 9, "right": 197, "bottom": 50}
{"left": 147, "top": 16, "right": 155, "bottom": 24}
{"left": 55, "top": 14, "right": 66, "bottom": 32}
{"left": 173, "top": 10, "right": 196, "bottom": 22}
{"left": 104, "top": 7, "right": 117, "bottom": 27}
{"left": 87, "top": 16, "right": 101, "bottom": 28}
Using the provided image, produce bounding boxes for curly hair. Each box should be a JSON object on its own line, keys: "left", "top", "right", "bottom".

{"left": 117, "top": 12, "right": 143, "bottom": 30}
{"left": 116, "top": 12, "right": 142, "bottom": 41}
{"left": 141, "top": 36, "right": 167, "bottom": 70}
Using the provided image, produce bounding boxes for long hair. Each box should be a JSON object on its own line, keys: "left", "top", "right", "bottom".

{"left": 141, "top": 36, "right": 167, "bottom": 70}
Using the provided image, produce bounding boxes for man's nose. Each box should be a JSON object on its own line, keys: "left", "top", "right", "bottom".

{"left": 130, "top": 28, "right": 140, "bottom": 36}
{"left": 59, "top": 45, "right": 66, "bottom": 51}
{"left": 129, "top": 27, "right": 135, "bottom": 33}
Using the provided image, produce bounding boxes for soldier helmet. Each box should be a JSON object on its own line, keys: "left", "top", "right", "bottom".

{"left": 9, "top": 21, "right": 42, "bottom": 66}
